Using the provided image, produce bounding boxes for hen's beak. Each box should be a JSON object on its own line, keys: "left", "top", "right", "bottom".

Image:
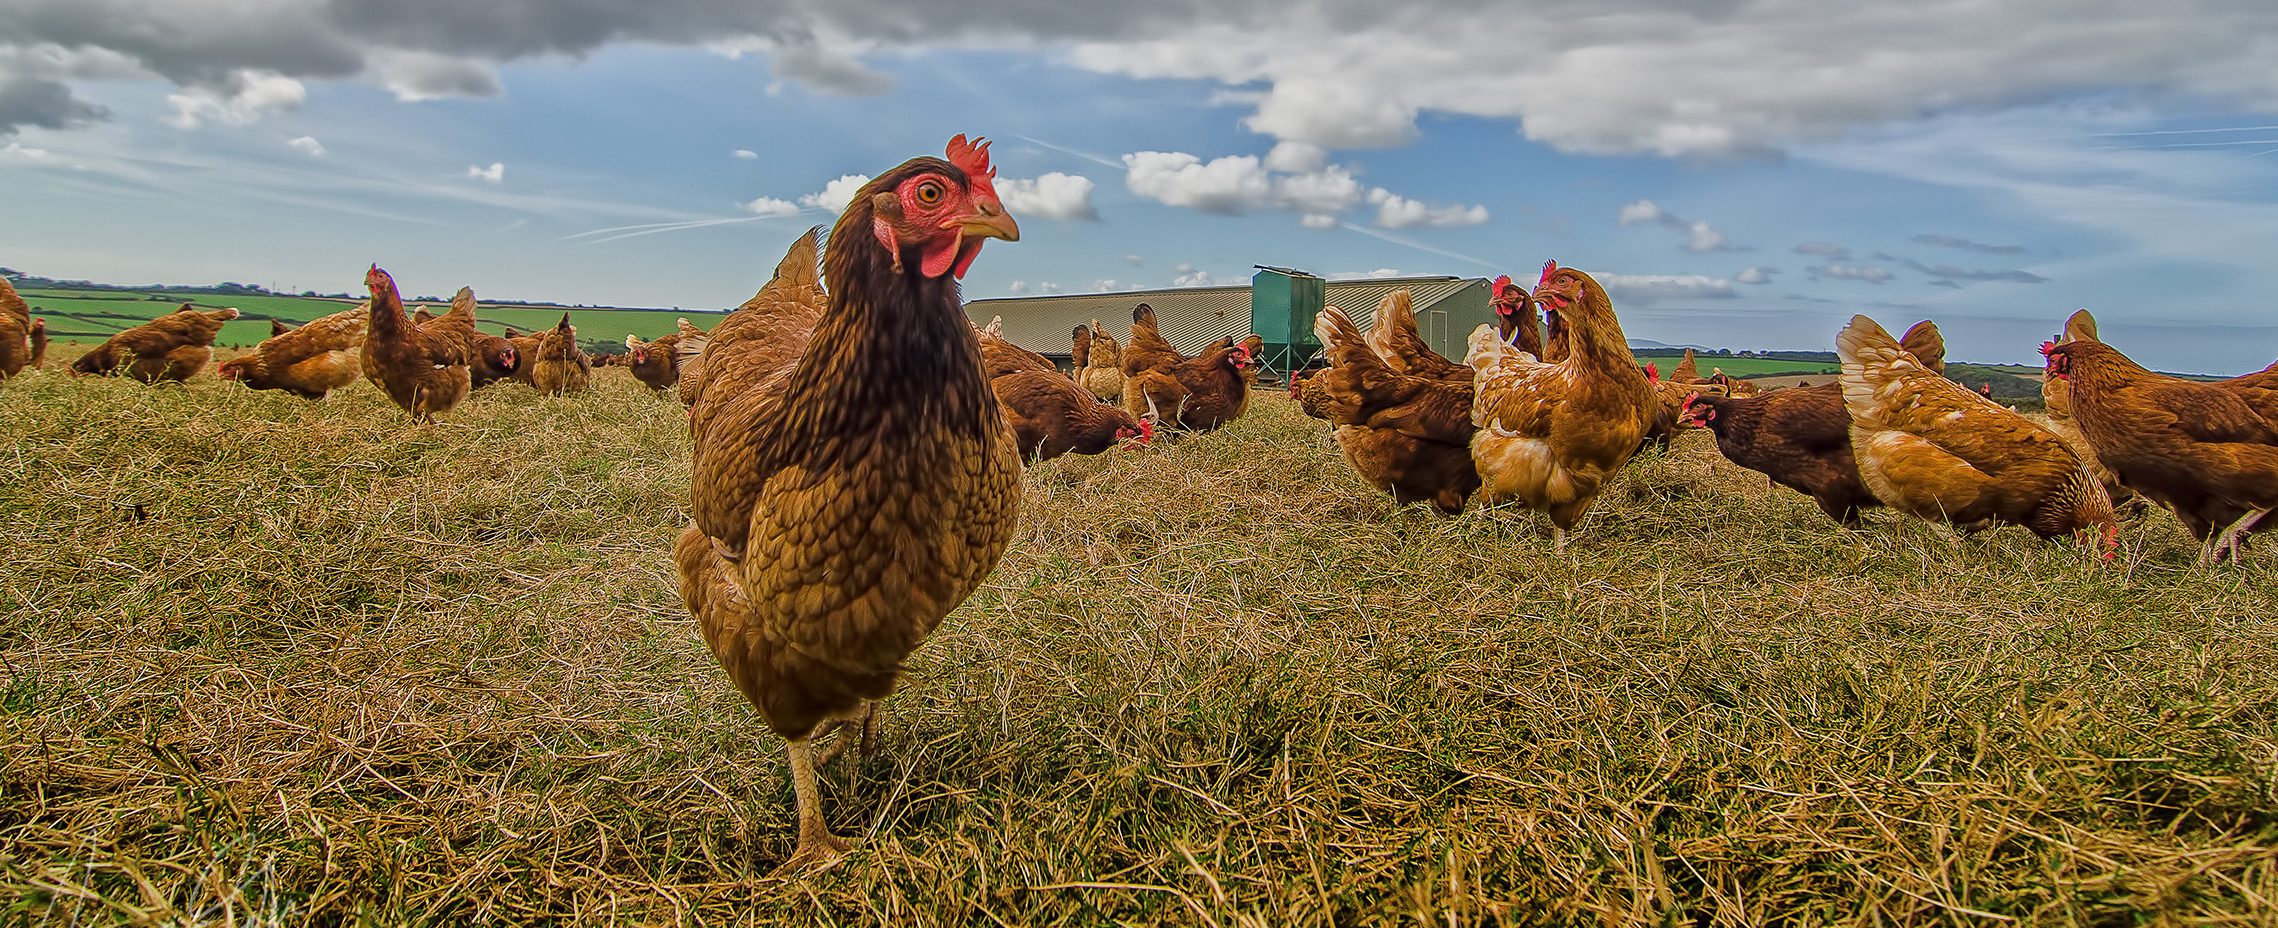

{"left": 959, "top": 199, "right": 1020, "bottom": 242}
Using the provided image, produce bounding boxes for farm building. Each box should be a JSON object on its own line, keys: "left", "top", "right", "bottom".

{"left": 964, "top": 267, "right": 1495, "bottom": 373}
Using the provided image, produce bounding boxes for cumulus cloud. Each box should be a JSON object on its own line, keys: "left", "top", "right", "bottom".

{"left": 1263, "top": 140, "right": 1327, "bottom": 173}
{"left": 732, "top": 149, "right": 759, "bottom": 160}
{"left": 1007, "top": 280, "right": 1029, "bottom": 294}
{"left": 287, "top": 135, "right": 326, "bottom": 157}
{"left": 1299, "top": 213, "right": 1339, "bottom": 229}
{"left": 741, "top": 196, "right": 801, "bottom": 217}
{"left": 1793, "top": 241, "right": 1852, "bottom": 259}
{"left": 1597, "top": 273, "right": 1740, "bottom": 305}
{"left": 1367, "top": 188, "right": 1489, "bottom": 229}
{"left": 1808, "top": 263, "right": 1892, "bottom": 283}
{"left": 800, "top": 173, "right": 871, "bottom": 211}
{"left": 369, "top": 50, "right": 500, "bottom": 102}
{"left": 0, "top": 75, "right": 108, "bottom": 136}
{"left": 1912, "top": 233, "right": 2026, "bottom": 255}
{"left": 997, "top": 172, "right": 1099, "bottom": 221}
{"left": 165, "top": 69, "right": 304, "bottom": 128}
{"left": 466, "top": 161, "right": 505, "bottom": 184}
{"left": 1618, "top": 198, "right": 1734, "bottom": 252}
{"left": 1735, "top": 266, "right": 1776, "bottom": 284}
{"left": 10, "top": 2, "right": 2278, "bottom": 160}
{"left": 1122, "top": 151, "right": 1274, "bottom": 214}
{"left": 1173, "top": 268, "right": 1229, "bottom": 287}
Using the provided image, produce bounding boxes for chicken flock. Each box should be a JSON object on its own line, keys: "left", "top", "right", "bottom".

{"left": 5, "top": 134, "right": 2275, "bottom": 871}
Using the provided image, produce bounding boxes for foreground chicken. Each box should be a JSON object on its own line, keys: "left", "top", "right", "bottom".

{"left": 979, "top": 321, "right": 1147, "bottom": 462}
{"left": 1684, "top": 321, "right": 1944, "bottom": 525}
{"left": 1313, "top": 300, "right": 1479, "bottom": 514}
{"left": 360, "top": 266, "right": 470, "bottom": 421}
{"left": 1121, "top": 303, "right": 1256, "bottom": 431}
{"left": 675, "top": 135, "right": 1022, "bottom": 868}
{"left": 530, "top": 313, "right": 592, "bottom": 395}
{"left": 1838, "top": 315, "right": 2116, "bottom": 550}
{"left": 217, "top": 305, "right": 367, "bottom": 399}
{"left": 0, "top": 275, "right": 32, "bottom": 379}
{"left": 1074, "top": 322, "right": 1123, "bottom": 402}
{"left": 72, "top": 304, "right": 240, "bottom": 382}
{"left": 1468, "top": 262, "right": 1656, "bottom": 548}
{"left": 2043, "top": 337, "right": 2278, "bottom": 562}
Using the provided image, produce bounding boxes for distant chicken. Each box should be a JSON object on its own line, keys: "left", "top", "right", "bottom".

{"left": 217, "top": 304, "right": 367, "bottom": 399}
{"left": 422, "top": 288, "right": 522, "bottom": 389}
{"left": 978, "top": 320, "right": 1148, "bottom": 462}
{"left": 2043, "top": 337, "right": 2278, "bottom": 562}
{"left": 72, "top": 304, "right": 240, "bottom": 382}
{"left": 625, "top": 322, "right": 695, "bottom": 392}
{"left": 1121, "top": 303, "right": 1257, "bottom": 431}
{"left": 0, "top": 274, "right": 32, "bottom": 378}
{"left": 27, "top": 319, "right": 44, "bottom": 370}
{"left": 360, "top": 266, "right": 470, "bottom": 421}
{"left": 530, "top": 313, "right": 592, "bottom": 395}
{"left": 1671, "top": 349, "right": 1708, "bottom": 384}
{"left": 1490, "top": 274, "right": 1543, "bottom": 359}
{"left": 675, "top": 136, "right": 1022, "bottom": 868}
{"left": 1075, "top": 321, "right": 1124, "bottom": 402}
{"left": 1684, "top": 321, "right": 1944, "bottom": 525}
{"left": 1838, "top": 315, "right": 2115, "bottom": 550}
{"left": 1312, "top": 299, "right": 1479, "bottom": 514}
{"left": 1468, "top": 262, "right": 1657, "bottom": 548}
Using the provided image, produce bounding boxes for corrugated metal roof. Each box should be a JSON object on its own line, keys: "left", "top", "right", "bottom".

{"left": 965, "top": 274, "right": 1492, "bottom": 364}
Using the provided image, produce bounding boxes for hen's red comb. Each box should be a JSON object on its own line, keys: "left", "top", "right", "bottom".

{"left": 946, "top": 134, "right": 999, "bottom": 200}
{"left": 1538, "top": 260, "right": 1559, "bottom": 288}
{"left": 2038, "top": 340, "right": 2057, "bottom": 357}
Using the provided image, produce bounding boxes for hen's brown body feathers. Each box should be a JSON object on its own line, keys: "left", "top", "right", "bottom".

{"left": 1121, "top": 304, "right": 1253, "bottom": 430}
{"left": 219, "top": 305, "right": 367, "bottom": 398}
{"left": 359, "top": 268, "right": 470, "bottom": 421}
{"left": 0, "top": 275, "right": 32, "bottom": 378}
{"left": 1313, "top": 301, "right": 1478, "bottom": 513}
{"left": 73, "top": 304, "right": 239, "bottom": 382}
{"left": 1839, "top": 315, "right": 2112, "bottom": 543}
{"left": 531, "top": 313, "right": 592, "bottom": 395}
{"left": 1076, "top": 322, "right": 1124, "bottom": 402}
{"left": 980, "top": 322, "right": 1142, "bottom": 462}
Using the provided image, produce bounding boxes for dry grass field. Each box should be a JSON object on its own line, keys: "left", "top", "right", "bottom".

{"left": 3, "top": 351, "right": 2275, "bottom": 925}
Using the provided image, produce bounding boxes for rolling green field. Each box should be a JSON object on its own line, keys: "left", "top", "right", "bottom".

{"left": 1629, "top": 352, "right": 1840, "bottom": 378}
{"left": 3, "top": 345, "right": 2273, "bottom": 925}
{"left": 15, "top": 288, "right": 700, "bottom": 352}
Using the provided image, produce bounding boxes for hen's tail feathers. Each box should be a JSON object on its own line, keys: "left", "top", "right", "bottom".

{"left": 1362, "top": 291, "right": 1416, "bottom": 361}
{"left": 766, "top": 227, "right": 824, "bottom": 295}
{"left": 2063, "top": 309, "right": 2100, "bottom": 344}
{"left": 1900, "top": 320, "right": 1946, "bottom": 375}
{"left": 1837, "top": 314, "right": 1912, "bottom": 422}
{"left": 676, "top": 333, "right": 710, "bottom": 364}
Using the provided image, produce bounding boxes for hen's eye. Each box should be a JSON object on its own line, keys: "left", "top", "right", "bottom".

{"left": 915, "top": 180, "right": 944, "bottom": 205}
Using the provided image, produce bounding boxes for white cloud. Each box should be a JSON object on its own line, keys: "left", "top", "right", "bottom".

{"left": 1368, "top": 189, "right": 1489, "bottom": 229}
{"left": 1276, "top": 164, "right": 1365, "bottom": 214}
{"left": 1264, "top": 141, "right": 1327, "bottom": 173}
{"left": 1299, "top": 213, "right": 1340, "bottom": 229}
{"left": 369, "top": 50, "right": 501, "bottom": 102}
{"left": 732, "top": 149, "right": 759, "bottom": 160}
{"left": 1174, "top": 262, "right": 1195, "bottom": 274}
{"left": 466, "top": 162, "right": 505, "bottom": 184}
{"left": 1809, "top": 263, "right": 1893, "bottom": 283}
{"left": 286, "top": 135, "right": 325, "bottom": 158}
{"left": 1039, "top": 282, "right": 1063, "bottom": 294}
{"left": 1618, "top": 198, "right": 1732, "bottom": 251}
{"left": 741, "top": 196, "right": 801, "bottom": 217}
{"left": 1735, "top": 266, "right": 1777, "bottom": 284}
{"left": 1685, "top": 221, "right": 1726, "bottom": 253}
{"left": 1618, "top": 200, "right": 1669, "bottom": 226}
{"left": 1093, "top": 278, "right": 1120, "bottom": 291}
{"left": 165, "top": 69, "right": 304, "bottom": 129}
{"left": 1123, "top": 254, "right": 1145, "bottom": 266}
{"left": 1122, "top": 151, "right": 1274, "bottom": 214}
{"left": 1173, "top": 268, "right": 1228, "bottom": 287}
{"left": 1597, "top": 273, "right": 1740, "bottom": 305}
{"left": 997, "top": 172, "right": 1099, "bottom": 221}
{"left": 1, "top": 141, "right": 54, "bottom": 161}
{"left": 1328, "top": 268, "right": 1404, "bottom": 280}
{"left": 800, "top": 173, "right": 872, "bottom": 212}
{"left": 1008, "top": 280, "right": 1029, "bottom": 294}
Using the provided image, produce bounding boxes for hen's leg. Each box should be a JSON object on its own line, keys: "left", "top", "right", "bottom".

{"left": 2207, "top": 507, "right": 2272, "bottom": 565}
{"left": 812, "top": 701, "right": 878, "bottom": 768}
{"left": 778, "top": 738, "right": 853, "bottom": 872}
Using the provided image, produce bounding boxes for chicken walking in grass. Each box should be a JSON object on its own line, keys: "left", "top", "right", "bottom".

{"left": 71, "top": 303, "right": 240, "bottom": 382}
{"left": 360, "top": 266, "right": 471, "bottom": 422}
{"left": 1312, "top": 298, "right": 1479, "bottom": 514}
{"left": 2042, "top": 336, "right": 2278, "bottom": 564}
{"left": 674, "top": 135, "right": 1022, "bottom": 870}
{"left": 218, "top": 304, "right": 368, "bottom": 399}
{"left": 1838, "top": 315, "right": 2117, "bottom": 553}
{"left": 1467, "top": 261, "right": 1656, "bottom": 550}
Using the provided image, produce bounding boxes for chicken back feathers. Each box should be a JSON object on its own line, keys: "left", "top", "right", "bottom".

{"left": 219, "top": 304, "right": 367, "bottom": 398}
{"left": 73, "top": 303, "right": 239, "bottom": 382}
{"left": 1839, "top": 314, "right": 2113, "bottom": 543}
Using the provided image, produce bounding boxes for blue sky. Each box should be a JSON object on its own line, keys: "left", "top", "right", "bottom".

{"left": 4, "top": 1, "right": 2278, "bottom": 372}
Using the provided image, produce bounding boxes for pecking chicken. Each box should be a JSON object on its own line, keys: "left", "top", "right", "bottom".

{"left": 360, "top": 266, "right": 471, "bottom": 421}
{"left": 1121, "top": 303, "right": 1257, "bottom": 431}
{"left": 530, "top": 313, "right": 592, "bottom": 395}
{"left": 1076, "top": 321, "right": 1124, "bottom": 402}
{"left": 0, "top": 274, "right": 31, "bottom": 379}
{"left": 1468, "top": 262, "right": 1657, "bottom": 549}
{"left": 978, "top": 320, "right": 1147, "bottom": 462}
{"left": 675, "top": 135, "right": 1022, "bottom": 869}
{"left": 217, "top": 304, "right": 367, "bottom": 399}
{"left": 1313, "top": 301, "right": 1479, "bottom": 514}
{"left": 72, "top": 304, "right": 240, "bottom": 382}
{"left": 1490, "top": 274, "right": 1543, "bottom": 359}
{"left": 1682, "top": 321, "right": 1945, "bottom": 525}
{"left": 2043, "top": 337, "right": 2278, "bottom": 562}
{"left": 1838, "top": 315, "right": 2116, "bottom": 550}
